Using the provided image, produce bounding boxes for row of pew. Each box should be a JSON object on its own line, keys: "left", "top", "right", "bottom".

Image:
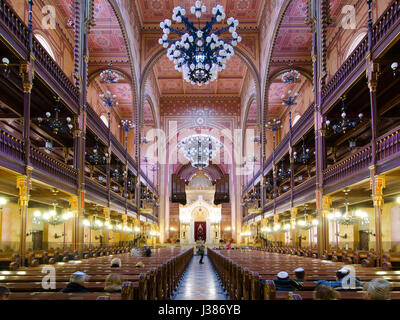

{"left": 208, "top": 248, "right": 400, "bottom": 300}
{"left": 0, "top": 246, "right": 193, "bottom": 300}
{"left": 256, "top": 246, "right": 400, "bottom": 270}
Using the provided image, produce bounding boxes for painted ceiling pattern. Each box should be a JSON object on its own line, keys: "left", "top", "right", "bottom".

{"left": 153, "top": 54, "right": 248, "bottom": 97}
{"left": 160, "top": 99, "right": 240, "bottom": 117}
{"left": 135, "top": 0, "right": 265, "bottom": 27}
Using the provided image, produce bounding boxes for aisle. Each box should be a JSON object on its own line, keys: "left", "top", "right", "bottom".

{"left": 172, "top": 253, "right": 229, "bottom": 300}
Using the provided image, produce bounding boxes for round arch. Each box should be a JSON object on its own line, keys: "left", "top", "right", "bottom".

{"left": 87, "top": 67, "right": 133, "bottom": 86}
{"left": 143, "top": 94, "right": 159, "bottom": 129}
{"left": 140, "top": 46, "right": 262, "bottom": 132}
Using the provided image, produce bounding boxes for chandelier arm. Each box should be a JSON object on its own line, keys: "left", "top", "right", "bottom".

{"left": 180, "top": 16, "right": 198, "bottom": 34}
{"left": 168, "top": 27, "right": 185, "bottom": 36}
{"left": 213, "top": 26, "right": 231, "bottom": 36}
{"left": 202, "top": 17, "right": 217, "bottom": 34}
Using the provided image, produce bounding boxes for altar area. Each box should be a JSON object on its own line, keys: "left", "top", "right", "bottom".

{"left": 179, "top": 172, "right": 222, "bottom": 245}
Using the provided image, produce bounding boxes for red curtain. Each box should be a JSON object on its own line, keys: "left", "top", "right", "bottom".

{"left": 194, "top": 222, "right": 206, "bottom": 242}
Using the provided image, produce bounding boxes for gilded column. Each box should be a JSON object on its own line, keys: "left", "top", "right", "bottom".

{"left": 17, "top": 173, "right": 31, "bottom": 266}
{"left": 370, "top": 172, "right": 385, "bottom": 266}
{"left": 290, "top": 207, "right": 298, "bottom": 247}
{"left": 103, "top": 207, "right": 110, "bottom": 247}
{"left": 322, "top": 195, "right": 332, "bottom": 251}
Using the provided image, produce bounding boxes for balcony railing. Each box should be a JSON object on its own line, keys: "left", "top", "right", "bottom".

{"left": 32, "top": 37, "right": 80, "bottom": 105}
{"left": 0, "top": 0, "right": 29, "bottom": 52}
{"left": 0, "top": 128, "right": 24, "bottom": 162}
{"left": 30, "top": 146, "right": 78, "bottom": 186}
{"left": 371, "top": 0, "right": 400, "bottom": 48}
{"left": 323, "top": 145, "right": 373, "bottom": 186}
{"left": 322, "top": 0, "right": 400, "bottom": 107}
{"left": 376, "top": 126, "right": 400, "bottom": 162}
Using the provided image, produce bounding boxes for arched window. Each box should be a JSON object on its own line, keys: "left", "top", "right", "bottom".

{"left": 345, "top": 32, "right": 367, "bottom": 60}
{"left": 293, "top": 114, "right": 301, "bottom": 126}
{"left": 100, "top": 115, "right": 108, "bottom": 127}
{"left": 35, "top": 34, "right": 56, "bottom": 61}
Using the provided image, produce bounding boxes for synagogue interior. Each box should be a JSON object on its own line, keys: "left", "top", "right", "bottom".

{"left": 0, "top": 0, "right": 400, "bottom": 302}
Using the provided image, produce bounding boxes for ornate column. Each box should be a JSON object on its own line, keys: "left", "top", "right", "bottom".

{"left": 290, "top": 207, "right": 298, "bottom": 247}
{"left": 273, "top": 213, "right": 279, "bottom": 245}
{"left": 69, "top": 195, "right": 82, "bottom": 252}
{"left": 122, "top": 214, "right": 128, "bottom": 245}
{"left": 103, "top": 208, "right": 110, "bottom": 247}
{"left": 367, "top": 60, "right": 379, "bottom": 165}
{"left": 370, "top": 172, "right": 385, "bottom": 266}
{"left": 322, "top": 195, "right": 332, "bottom": 250}
{"left": 105, "top": 148, "right": 111, "bottom": 207}
{"left": 17, "top": 173, "right": 31, "bottom": 266}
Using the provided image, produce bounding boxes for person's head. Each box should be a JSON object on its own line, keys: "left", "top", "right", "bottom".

{"left": 294, "top": 268, "right": 305, "bottom": 280}
{"left": 277, "top": 271, "right": 289, "bottom": 281}
{"left": 365, "top": 278, "right": 392, "bottom": 300}
{"left": 314, "top": 284, "right": 340, "bottom": 300}
{"left": 336, "top": 268, "right": 350, "bottom": 280}
{"left": 136, "top": 261, "right": 145, "bottom": 268}
{"left": 110, "top": 257, "right": 122, "bottom": 268}
{"left": 105, "top": 274, "right": 122, "bottom": 288}
{"left": 0, "top": 286, "right": 10, "bottom": 300}
{"left": 70, "top": 271, "right": 87, "bottom": 286}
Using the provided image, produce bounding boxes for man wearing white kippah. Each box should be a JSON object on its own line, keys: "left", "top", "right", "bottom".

{"left": 365, "top": 278, "right": 392, "bottom": 300}
{"left": 60, "top": 271, "right": 90, "bottom": 293}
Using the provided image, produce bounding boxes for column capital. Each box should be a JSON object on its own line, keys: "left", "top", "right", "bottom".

{"left": 322, "top": 195, "right": 332, "bottom": 210}
{"left": 371, "top": 175, "right": 386, "bottom": 196}
{"left": 19, "top": 61, "right": 35, "bottom": 93}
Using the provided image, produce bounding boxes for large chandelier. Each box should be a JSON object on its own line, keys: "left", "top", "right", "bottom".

{"left": 100, "top": 63, "right": 119, "bottom": 84}
{"left": 327, "top": 189, "right": 369, "bottom": 225}
{"left": 325, "top": 95, "right": 363, "bottom": 134}
{"left": 159, "top": 1, "right": 241, "bottom": 86}
{"left": 38, "top": 97, "right": 73, "bottom": 135}
{"left": 178, "top": 134, "right": 223, "bottom": 169}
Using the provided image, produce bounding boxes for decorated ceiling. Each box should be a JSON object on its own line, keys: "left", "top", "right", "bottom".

{"left": 134, "top": 0, "right": 266, "bottom": 28}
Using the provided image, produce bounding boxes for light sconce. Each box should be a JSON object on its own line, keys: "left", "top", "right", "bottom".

{"left": 392, "top": 62, "right": 399, "bottom": 76}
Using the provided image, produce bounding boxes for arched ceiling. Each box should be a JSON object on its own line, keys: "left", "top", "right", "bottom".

{"left": 152, "top": 54, "right": 249, "bottom": 97}
{"left": 134, "top": 0, "right": 266, "bottom": 28}
{"left": 58, "top": 0, "right": 133, "bottom": 120}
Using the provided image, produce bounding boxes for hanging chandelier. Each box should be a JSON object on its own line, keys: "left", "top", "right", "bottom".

{"left": 33, "top": 190, "right": 73, "bottom": 226}
{"left": 99, "top": 91, "right": 119, "bottom": 108}
{"left": 178, "top": 134, "right": 223, "bottom": 169}
{"left": 327, "top": 189, "right": 369, "bottom": 225}
{"left": 281, "top": 63, "right": 301, "bottom": 84}
{"left": 294, "top": 138, "right": 311, "bottom": 164}
{"left": 100, "top": 62, "right": 119, "bottom": 84}
{"left": 159, "top": 1, "right": 241, "bottom": 86}
{"left": 277, "top": 160, "right": 290, "bottom": 180}
{"left": 325, "top": 95, "right": 363, "bottom": 134}
{"left": 87, "top": 139, "right": 107, "bottom": 165}
{"left": 38, "top": 97, "right": 73, "bottom": 135}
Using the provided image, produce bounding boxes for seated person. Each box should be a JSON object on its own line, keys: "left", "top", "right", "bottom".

{"left": 313, "top": 284, "right": 341, "bottom": 300}
{"left": 0, "top": 286, "right": 10, "bottom": 300}
{"left": 273, "top": 271, "right": 303, "bottom": 291}
{"left": 135, "top": 261, "right": 145, "bottom": 268}
{"left": 110, "top": 257, "right": 122, "bottom": 268}
{"left": 316, "top": 267, "right": 362, "bottom": 289}
{"left": 60, "top": 271, "right": 90, "bottom": 293}
{"left": 104, "top": 274, "right": 122, "bottom": 293}
{"left": 365, "top": 278, "right": 392, "bottom": 300}
{"left": 294, "top": 268, "right": 305, "bottom": 282}
{"left": 131, "top": 248, "right": 140, "bottom": 257}
{"left": 142, "top": 245, "right": 152, "bottom": 257}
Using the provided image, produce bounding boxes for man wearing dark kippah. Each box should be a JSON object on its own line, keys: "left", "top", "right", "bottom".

{"left": 0, "top": 286, "right": 10, "bottom": 300}
{"left": 316, "top": 267, "right": 362, "bottom": 289}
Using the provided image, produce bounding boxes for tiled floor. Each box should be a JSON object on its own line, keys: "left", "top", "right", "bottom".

{"left": 172, "top": 253, "right": 229, "bottom": 300}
